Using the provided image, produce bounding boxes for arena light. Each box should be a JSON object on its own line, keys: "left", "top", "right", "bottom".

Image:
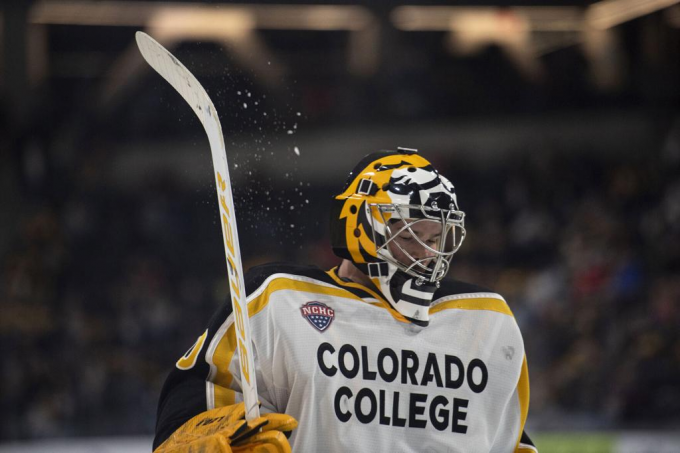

{"left": 586, "top": 0, "right": 680, "bottom": 29}
{"left": 29, "top": 1, "right": 256, "bottom": 40}
{"left": 391, "top": 6, "right": 584, "bottom": 32}
{"left": 250, "top": 5, "right": 372, "bottom": 31}
{"left": 29, "top": 1, "right": 372, "bottom": 31}
{"left": 147, "top": 6, "right": 255, "bottom": 39}
{"left": 30, "top": 0, "right": 155, "bottom": 26}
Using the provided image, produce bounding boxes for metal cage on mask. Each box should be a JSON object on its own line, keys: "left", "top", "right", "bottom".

{"left": 369, "top": 202, "right": 466, "bottom": 284}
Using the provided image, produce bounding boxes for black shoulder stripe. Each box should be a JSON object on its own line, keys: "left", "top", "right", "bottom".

{"left": 434, "top": 278, "right": 493, "bottom": 299}
{"left": 521, "top": 430, "right": 536, "bottom": 447}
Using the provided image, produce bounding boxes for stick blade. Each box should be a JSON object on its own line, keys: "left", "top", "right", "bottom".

{"left": 135, "top": 32, "right": 220, "bottom": 134}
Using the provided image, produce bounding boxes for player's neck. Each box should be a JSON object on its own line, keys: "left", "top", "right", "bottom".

{"left": 337, "top": 260, "right": 378, "bottom": 292}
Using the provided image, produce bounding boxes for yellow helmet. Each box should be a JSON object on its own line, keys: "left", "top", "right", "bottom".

{"left": 330, "top": 148, "right": 466, "bottom": 284}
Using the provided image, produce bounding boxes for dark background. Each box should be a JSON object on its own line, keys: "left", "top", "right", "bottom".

{"left": 1, "top": 0, "right": 679, "bottom": 444}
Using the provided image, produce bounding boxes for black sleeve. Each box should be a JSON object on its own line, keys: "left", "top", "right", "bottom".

{"left": 520, "top": 430, "right": 537, "bottom": 451}
{"left": 153, "top": 371, "right": 209, "bottom": 450}
{"left": 152, "top": 302, "right": 232, "bottom": 450}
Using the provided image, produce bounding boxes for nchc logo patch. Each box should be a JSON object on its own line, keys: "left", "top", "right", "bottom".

{"left": 300, "top": 301, "right": 335, "bottom": 332}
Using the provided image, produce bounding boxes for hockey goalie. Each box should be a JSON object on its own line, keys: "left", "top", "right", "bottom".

{"left": 152, "top": 148, "right": 538, "bottom": 453}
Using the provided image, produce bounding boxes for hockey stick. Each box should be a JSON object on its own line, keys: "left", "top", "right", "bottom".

{"left": 135, "top": 32, "right": 260, "bottom": 421}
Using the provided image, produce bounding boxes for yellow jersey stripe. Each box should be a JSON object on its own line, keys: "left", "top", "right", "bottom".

{"left": 176, "top": 329, "right": 208, "bottom": 370}
{"left": 214, "top": 383, "right": 236, "bottom": 407}
{"left": 211, "top": 323, "right": 239, "bottom": 390}
{"left": 515, "top": 355, "right": 531, "bottom": 452}
{"left": 430, "top": 297, "right": 513, "bottom": 317}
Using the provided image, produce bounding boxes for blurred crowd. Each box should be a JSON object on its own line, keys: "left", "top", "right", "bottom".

{"left": 2, "top": 124, "right": 680, "bottom": 440}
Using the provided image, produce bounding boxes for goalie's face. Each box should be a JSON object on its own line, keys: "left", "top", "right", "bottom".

{"left": 378, "top": 215, "right": 462, "bottom": 283}
{"left": 388, "top": 220, "right": 441, "bottom": 264}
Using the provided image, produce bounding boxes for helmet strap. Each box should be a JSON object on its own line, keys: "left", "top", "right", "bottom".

{"left": 367, "top": 262, "right": 389, "bottom": 278}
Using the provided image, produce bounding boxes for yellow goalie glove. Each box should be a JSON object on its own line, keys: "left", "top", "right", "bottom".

{"left": 154, "top": 402, "right": 298, "bottom": 453}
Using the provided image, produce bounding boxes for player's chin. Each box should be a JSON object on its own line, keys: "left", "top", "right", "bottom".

{"left": 400, "top": 258, "right": 436, "bottom": 277}
{"left": 417, "top": 257, "right": 437, "bottom": 270}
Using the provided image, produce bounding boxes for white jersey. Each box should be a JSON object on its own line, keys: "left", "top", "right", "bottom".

{"left": 156, "top": 264, "right": 537, "bottom": 453}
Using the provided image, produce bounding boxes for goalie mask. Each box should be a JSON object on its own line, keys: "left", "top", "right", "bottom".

{"left": 331, "top": 148, "right": 466, "bottom": 326}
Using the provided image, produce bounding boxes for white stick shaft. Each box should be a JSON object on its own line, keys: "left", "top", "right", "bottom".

{"left": 135, "top": 31, "right": 260, "bottom": 420}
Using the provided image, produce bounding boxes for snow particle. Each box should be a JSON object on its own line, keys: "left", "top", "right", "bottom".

{"left": 294, "top": 146, "right": 300, "bottom": 156}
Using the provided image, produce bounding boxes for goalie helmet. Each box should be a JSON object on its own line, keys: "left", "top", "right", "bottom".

{"left": 330, "top": 148, "right": 466, "bottom": 325}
